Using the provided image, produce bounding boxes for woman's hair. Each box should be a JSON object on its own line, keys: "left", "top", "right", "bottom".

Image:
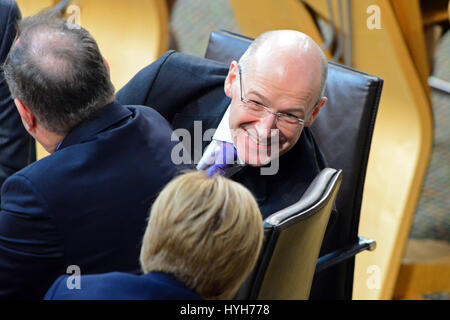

{"left": 140, "top": 171, "right": 263, "bottom": 299}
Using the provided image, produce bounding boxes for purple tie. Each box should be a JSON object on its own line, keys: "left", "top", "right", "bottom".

{"left": 205, "top": 141, "right": 238, "bottom": 177}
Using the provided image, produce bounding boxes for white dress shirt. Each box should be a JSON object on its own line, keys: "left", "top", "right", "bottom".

{"left": 196, "top": 106, "right": 244, "bottom": 173}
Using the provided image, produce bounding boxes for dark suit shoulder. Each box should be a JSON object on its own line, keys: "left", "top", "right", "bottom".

{"left": 0, "top": 0, "right": 20, "bottom": 61}
{"left": 14, "top": 103, "right": 177, "bottom": 197}
{"left": 45, "top": 272, "right": 202, "bottom": 300}
{"left": 117, "top": 51, "right": 229, "bottom": 124}
{"left": 1, "top": 102, "right": 177, "bottom": 224}
{"left": 1, "top": 172, "right": 51, "bottom": 214}
{"left": 163, "top": 51, "right": 229, "bottom": 81}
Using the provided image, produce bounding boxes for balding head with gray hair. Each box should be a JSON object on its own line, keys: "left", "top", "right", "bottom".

{"left": 3, "top": 11, "right": 115, "bottom": 135}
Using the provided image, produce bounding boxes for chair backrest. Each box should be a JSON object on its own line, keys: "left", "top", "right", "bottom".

{"left": 237, "top": 168, "right": 342, "bottom": 299}
{"left": 205, "top": 30, "right": 383, "bottom": 299}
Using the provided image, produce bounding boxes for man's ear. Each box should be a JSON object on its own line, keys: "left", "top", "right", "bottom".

{"left": 103, "top": 56, "right": 110, "bottom": 74}
{"left": 305, "top": 97, "right": 327, "bottom": 127}
{"left": 14, "top": 98, "right": 36, "bottom": 132}
{"left": 224, "top": 60, "right": 239, "bottom": 98}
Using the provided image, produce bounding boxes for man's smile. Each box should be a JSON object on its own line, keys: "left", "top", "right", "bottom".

{"left": 246, "top": 130, "right": 270, "bottom": 146}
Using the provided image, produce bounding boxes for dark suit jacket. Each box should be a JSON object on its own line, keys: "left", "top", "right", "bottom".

{"left": 0, "top": 101, "right": 182, "bottom": 299}
{"left": 0, "top": 0, "right": 35, "bottom": 204}
{"left": 117, "top": 51, "right": 328, "bottom": 219}
{"left": 44, "top": 271, "right": 202, "bottom": 300}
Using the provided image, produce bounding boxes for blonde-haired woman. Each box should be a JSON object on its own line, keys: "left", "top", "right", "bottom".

{"left": 45, "top": 171, "right": 263, "bottom": 300}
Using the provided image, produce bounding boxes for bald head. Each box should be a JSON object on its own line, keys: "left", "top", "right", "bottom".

{"left": 239, "top": 30, "right": 328, "bottom": 110}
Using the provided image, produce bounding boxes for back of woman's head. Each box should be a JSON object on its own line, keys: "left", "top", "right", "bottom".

{"left": 140, "top": 171, "right": 263, "bottom": 299}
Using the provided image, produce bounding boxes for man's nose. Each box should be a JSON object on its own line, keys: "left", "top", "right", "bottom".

{"left": 255, "top": 112, "right": 278, "bottom": 137}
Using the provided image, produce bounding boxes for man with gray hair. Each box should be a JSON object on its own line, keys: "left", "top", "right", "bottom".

{"left": 117, "top": 29, "right": 330, "bottom": 219}
{"left": 0, "top": 11, "right": 182, "bottom": 299}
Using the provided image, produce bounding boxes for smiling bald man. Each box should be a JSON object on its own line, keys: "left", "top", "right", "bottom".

{"left": 117, "top": 30, "right": 330, "bottom": 219}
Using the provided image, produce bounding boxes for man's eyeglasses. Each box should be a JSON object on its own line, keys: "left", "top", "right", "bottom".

{"left": 238, "top": 65, "right": 305, "bottom": 130}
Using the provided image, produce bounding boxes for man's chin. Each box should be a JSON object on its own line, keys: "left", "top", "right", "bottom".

{"left": 241, "top": 153, "right": 274, "bottom": 167}
{"left": 234, "top": 133, "right": 283, "bottom": 166}
{"left": 236, "top": 144, "right": 282, "bottom": 167}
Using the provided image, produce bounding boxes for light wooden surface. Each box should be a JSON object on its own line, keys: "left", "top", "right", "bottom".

{"left": 230, "top": 0, "right": 332, "bottom": 59}
{"left": 393, "top": 239, "right": 450, "bottom": 300}
{"left": 349, "top": 0, "right": 433, "bottom": 300}
{"left": 301, "top": 0, "right": 349, "bottom": 38}
{"left": 304, "top": 0, "right": 433, "bottom": 100}
{"left": 389, "top": 0, "right": 431, "bottom": 99}
{"left": 67, "top": 0, "right": 169, "bottom": 90}
{"left": 15, "top": 0, "right": 55, "bottom": 17}
{"left": 394, "top": 264, "right": 450, "bottom": 299}
{"left": 302, "top": 0, "right": 345, "bottom": 32}
{"left": 16, "top": 0, "right": 169, "bottom": 160}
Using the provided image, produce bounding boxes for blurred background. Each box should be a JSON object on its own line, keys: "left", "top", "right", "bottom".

{"left": 16, "top": 0, "right": 449, "bottom": 300}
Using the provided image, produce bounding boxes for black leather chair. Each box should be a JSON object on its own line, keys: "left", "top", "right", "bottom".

{"left": 205, "top": 30, "right": 382, "bottom": 299}
{"left": 0, "top": 0, "right": 35, "bottom": 203}
{"left": 237, "top": 168, "right": 342, "bottom": 299}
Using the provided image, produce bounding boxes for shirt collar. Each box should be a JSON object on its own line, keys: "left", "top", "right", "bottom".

{"left": 55, "top": 139, "right": 64, "bottom": 152}
{"left": 211, "top": 105, "right": 244, "bottom": 165}
{"left": 212, "top": 106, "right": 233, "bottom": 143}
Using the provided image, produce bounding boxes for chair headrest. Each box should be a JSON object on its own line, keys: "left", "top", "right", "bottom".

{"left": 264, "top": 168, "right": 342, "bottom": 229}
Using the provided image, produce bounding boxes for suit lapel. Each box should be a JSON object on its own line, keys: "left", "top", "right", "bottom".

{"left": 171, "top": 95, "right": 230, "bottom": 165}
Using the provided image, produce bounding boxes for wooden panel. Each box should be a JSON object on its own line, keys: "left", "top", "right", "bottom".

{"left": 36, "top": 144, "right": 48, "bottom": 161}
{"left": 393, "top": 239, "right": 450, "bottom": 299}
{"left": 16, "top": 0, "right": 169, "bottom": 160}
{"left": 394, "top": 264, "right": 450, "bottom": 299}
{"left": 68, "top": 0, "right": 169, "bottom": 90}
{"left": 230, "top": 0, "right": 332, "bottom": 59}
{"left": 15, "top": 0, "right": 57, "bottom": 17}
{"left": 304, "top": 0, "right": 431, "bottom": 100}
{"left": 390, "top": 0, "right": 430, "bottom": 99}
{"left": 351, "top": 0, "right": 433, "bottom": 300}
{"left": 302, "top": 0, "right": 343, "bottom": 27}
